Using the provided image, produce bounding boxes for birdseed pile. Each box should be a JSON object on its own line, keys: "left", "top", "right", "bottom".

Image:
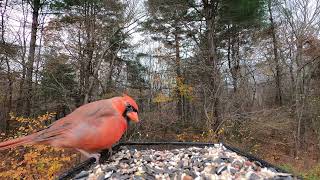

{"left": 72, "top": 144, "right": 297, "bottom": 180}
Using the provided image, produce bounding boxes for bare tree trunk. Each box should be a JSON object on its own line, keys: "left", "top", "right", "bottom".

{"left": 174, "top": 29, "right": 184, "bottom": 121}
{"left": 268, "top": 0, "right": 282, "bottom": 106}
{"left": 34, "top": 15, "right": 45, "bottom": 93}
{"left": 203, "top": 0, "right": 221, "bottom": 132}
{"left": 230, "top": 32, "right": 240, "bottom": 94}
{"left": 83, "top": 41, "right": 114, "bottom": 104}
{"left": 227, "top": 26, "right": 232, "bottom": 86}
{"left": 17, "top": 1, "right": 28, "bottom": 114}
{"left": 5, "top": 58, "right": 12, "bottom": 112}
{"left": 3, "top": 58, "right": 12, "bottom": 131}
{"left": 106, "top": 54, "right": 116, "bottom": 93}
{"left": 77, "top": 23, "right": 85, "bottom": 106}
{"left": 294, "top": 39, "right": 304, "bottom": 156}
{"left": 24, "top": 0, "right": 41, "bottom": 116}
{"left": 227, "top": 25, "right": 239, "bottom": 94}
{"left": 0, "top": 0, "right": 10, "bottom": 131}
{"left": 288, "top": 37, "right": 295, "bottom": 102}
{"left": 82, "top": 2, "right": 97, "bottom": 104}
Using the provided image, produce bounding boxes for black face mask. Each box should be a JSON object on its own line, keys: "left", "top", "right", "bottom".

{"left": 122, "top": 104, "right": 138, "bottom": 124}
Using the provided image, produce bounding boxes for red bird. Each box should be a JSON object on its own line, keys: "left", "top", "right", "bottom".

{"left": 0, "top": 94, "right": 139, "bottom": 162}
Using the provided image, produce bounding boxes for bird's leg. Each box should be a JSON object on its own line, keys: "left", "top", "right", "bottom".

{"left": 108, "top": 148, "right": 113, "bottom": 157}
{"left": 77, "top": 149, "right": 101, "bottom": 163}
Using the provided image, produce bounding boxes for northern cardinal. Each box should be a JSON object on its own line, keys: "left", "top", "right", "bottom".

{"left": 0, "top": 94, "right": 139, "bottom": 162}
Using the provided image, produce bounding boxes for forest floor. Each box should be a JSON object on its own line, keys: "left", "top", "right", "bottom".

{"left": 258, "top": 131, "right": 320, "bottom": 179}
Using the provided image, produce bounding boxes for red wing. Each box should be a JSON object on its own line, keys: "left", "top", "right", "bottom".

{"left": 33, "top": 106, "right": 117, "bottom": 144}
{"left": 32, "top": 121, "right": 72, "bottom": 143}
{"left": 72, "top": 99, "right": 113, "bottom": 117}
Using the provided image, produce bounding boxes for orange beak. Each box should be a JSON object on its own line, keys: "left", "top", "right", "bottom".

{"left": 127, "top": 112, "right": 139, "bottom": 123}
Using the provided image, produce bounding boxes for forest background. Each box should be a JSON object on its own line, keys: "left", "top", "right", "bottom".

{"left": 0, "top": 0, "right": 320, "bottom": 179}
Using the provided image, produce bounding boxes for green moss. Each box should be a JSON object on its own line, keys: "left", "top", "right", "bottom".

{"left": 279, "top": 163, "right": 320, "bottom": 180}
{"left": 302, "top": 164, "right": 320, "bottom": 180}
{"left": 279, "top": 164, "right": 294, "bottom": 173}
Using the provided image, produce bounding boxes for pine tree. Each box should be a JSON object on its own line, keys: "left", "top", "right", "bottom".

{"left": 143, "top": 0, "right": 197, "bottom": 120}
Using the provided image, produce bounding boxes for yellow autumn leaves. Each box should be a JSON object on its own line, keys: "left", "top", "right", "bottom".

{"left": 153, "top": 77, "right": 193, "bottom": 103}
{"left": 0, "top": 113, "right": 78, "bottom": 180}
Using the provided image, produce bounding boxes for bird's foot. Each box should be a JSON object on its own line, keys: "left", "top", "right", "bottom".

{"left": 77, "top": 149, "right": 101, "bottom": 163}
{"left": 89, "top": 153, "right": 101, "bottom": 163}
{"left": 108, "top": 148, "right": 113, "bottom": 157}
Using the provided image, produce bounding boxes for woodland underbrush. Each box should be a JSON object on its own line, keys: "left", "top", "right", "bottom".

{"left": 0, "top": 107, "right": 319, "bottom": 179}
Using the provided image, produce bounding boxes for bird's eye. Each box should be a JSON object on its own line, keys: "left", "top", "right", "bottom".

{"left": 127, "top": 105, "right": 133, "bottom": 111}
{"left": 126, "top": 104, "right": 138, "bottom": 113}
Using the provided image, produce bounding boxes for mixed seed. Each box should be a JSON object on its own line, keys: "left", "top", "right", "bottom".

{"left": 73, "top": 144, "right": 297, "bottom": 180}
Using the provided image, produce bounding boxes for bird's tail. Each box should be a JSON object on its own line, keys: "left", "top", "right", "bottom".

{"left": 0, "top": 133, "right": 39, "bottom": 150}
